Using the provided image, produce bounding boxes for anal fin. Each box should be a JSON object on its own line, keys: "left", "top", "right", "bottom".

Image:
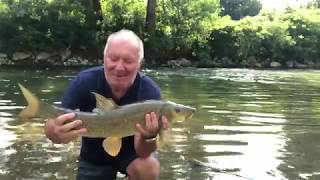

{"left": 103, "top": 137, "right": 122, "bottom": 157}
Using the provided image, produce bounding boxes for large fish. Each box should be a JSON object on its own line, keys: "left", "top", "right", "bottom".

{"left": 18, "top": 84, "right": 196, "bottom": 156}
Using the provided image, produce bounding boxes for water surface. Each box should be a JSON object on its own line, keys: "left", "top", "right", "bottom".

{"left": 1, "top": 67, "right": 320, "bottom": 180}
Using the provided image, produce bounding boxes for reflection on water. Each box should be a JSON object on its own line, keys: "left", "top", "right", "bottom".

{"left": 1, "top": 67, "right": 320, "bottom": 179}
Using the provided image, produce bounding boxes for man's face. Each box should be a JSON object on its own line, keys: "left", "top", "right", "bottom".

{"left": 104, "top": 39, "right": 141, "bottom": 93}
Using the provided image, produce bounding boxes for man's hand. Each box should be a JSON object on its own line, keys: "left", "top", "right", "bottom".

{"left": 135, "top": 112, "right": 169, "bottom": 140}
{"left": 44, "top": 113, "right": 87, "bottom": 144}
{"left": 134, "top": 112, "right": 169, "bottom": 158}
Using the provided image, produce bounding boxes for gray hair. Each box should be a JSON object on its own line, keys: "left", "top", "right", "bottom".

{"left": 104, "top": 29, "right": 144, "bottom": 62}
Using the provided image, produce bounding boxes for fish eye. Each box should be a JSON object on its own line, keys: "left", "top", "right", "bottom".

{"left": 175, "top": 108, "right": 181, "bottom": 113}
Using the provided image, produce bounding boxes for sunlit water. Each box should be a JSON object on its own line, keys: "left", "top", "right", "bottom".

{"left": 1, "top": 67, "right": 320, "bottom": 180}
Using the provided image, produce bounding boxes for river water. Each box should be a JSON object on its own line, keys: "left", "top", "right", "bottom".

{"left": 0, "top": 67, "right": 320, "bottom": 180}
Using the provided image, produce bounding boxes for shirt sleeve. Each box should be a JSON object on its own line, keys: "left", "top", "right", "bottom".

{"left": 61, "top": 74, "right": 84, "bottom": 110}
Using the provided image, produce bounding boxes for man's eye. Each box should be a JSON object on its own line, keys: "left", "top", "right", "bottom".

{"left": 124, "top": 58, "right": 134, "bottom": 64}
{"left": 175, "top": 108, "right": 181, "bottom": 113}
{"left": 108, "top": 56, "right": 118, "bottom": 62}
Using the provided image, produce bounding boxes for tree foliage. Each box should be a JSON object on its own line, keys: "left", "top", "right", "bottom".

{"left": 0, "top": 0, "right": 319, "bottom": 68}
{"left": 308, "top": 0, "right": 320, "bottom": 8}
{"left": 209, "top": 9, "right": 320, "bottom": 67}
{"left": 100, "top": 0, "right": 146, "bottom": 35}
{"left": 220, "top": 0, "right": 262, "bottom": 20}
{"left": 0, "top": 0, "right": 98, "bottom": 54}
{"left": 155, "top": 0, "right": 220, "bottom": 62}
{"left": 100, "top": 0, "right": 220, "bottom": 63}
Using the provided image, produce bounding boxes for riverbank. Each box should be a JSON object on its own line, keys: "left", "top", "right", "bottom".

{"left": 1, "top": 51, "right": 319, "bottom": 69}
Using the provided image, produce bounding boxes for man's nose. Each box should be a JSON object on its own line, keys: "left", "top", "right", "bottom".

{"left": 114, "top": 60, "right": 125, "bottom": 71}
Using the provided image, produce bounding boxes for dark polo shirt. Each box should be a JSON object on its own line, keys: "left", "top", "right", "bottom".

{"left": 62, "top": 66, "right": 161, "bottom": 165}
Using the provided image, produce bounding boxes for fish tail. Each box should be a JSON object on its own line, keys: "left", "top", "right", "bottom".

{"left": 18, "top": 83, "right": 41, "bottom": 118}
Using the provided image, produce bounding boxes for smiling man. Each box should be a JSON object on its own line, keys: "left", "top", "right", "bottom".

{"left": 44, "top": 29, "right": 168, "bottom": 180}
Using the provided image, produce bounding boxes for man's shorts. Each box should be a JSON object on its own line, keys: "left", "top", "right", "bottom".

{"left": 76, "top": 151, "right": 138, "bottom": 180}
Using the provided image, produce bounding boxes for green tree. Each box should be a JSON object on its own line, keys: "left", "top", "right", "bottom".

{"left": 220, "top": 0, "right": 262, "bottom": 20}
{"left": 0, "top": 0, "right": 97, "bottom": 53}
{"left": 309, "top": 0, "right": 320, "bottom": 8}
{"left": 100, "top": 0, "right": 145, "bottom": 34}
{"left": 156, "top": 0, "right": 220, "bottom": 62}
{"left": 78, "top": 0, "right": 102, "bottom": 31}
{"left": 146, "top": 0, "right": 156, "bottom": 37}
{"left": 144, "top": 0, "right": 157, "bottom": 64}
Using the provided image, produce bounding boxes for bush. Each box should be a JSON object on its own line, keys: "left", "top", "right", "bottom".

{"left": 0, "top": 0, "right": 97, "bottom": 55}
{"left": 207, "top": 9, "right": 320, "bottom": 67}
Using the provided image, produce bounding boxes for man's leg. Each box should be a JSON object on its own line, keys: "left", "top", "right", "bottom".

{"left": 126, "top": 156, "right": 160, "bottom": 180}
{"left": 116, "top": 137, "right": 160, "bottom": 180}
{"left": 76, "top": 159, "right": 117, "bottom": 180}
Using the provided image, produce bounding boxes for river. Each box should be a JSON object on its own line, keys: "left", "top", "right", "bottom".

{"left": 0, "top": 67, "right": 320, "bottom": 180}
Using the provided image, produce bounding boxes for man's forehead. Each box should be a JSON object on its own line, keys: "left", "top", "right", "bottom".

{"left": 109, "top": 37, "right": 140, "bottom": 48}
{"left": 106, "top": 41, "right": 139, "bottom": 58}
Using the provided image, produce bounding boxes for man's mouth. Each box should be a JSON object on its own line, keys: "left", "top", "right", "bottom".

{"left": 114, "top": 73, "right": 127, "bottom": 78}
{"left": 116, "top": 75, "right": 127, "bottom": 79}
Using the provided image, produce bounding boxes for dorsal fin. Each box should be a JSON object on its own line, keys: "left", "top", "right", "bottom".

{"left": 91, "top": 92, "right": 117, "bottom": 111}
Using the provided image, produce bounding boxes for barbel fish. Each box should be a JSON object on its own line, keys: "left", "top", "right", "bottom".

{"left": 18, "top": 84, "right": 196, "bottom": 156}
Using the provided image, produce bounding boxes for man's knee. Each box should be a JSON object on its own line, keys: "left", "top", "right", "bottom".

{"left": 127, "top": 157, "right": 160, "bottom": 180}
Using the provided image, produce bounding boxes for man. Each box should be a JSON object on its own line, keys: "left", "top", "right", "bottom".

{"left": 44, "top": 29, "right": 168, "bottom": 180}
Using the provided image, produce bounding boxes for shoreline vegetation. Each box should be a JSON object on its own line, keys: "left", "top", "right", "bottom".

{"left": 0, "top": 1, "right": 319, "bottom": 69}
{"left": 0, "top": 52, "right": 317, "bottom": 69}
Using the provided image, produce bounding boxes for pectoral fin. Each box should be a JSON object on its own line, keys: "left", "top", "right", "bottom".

{"left": 103, "top": 137, "right": 122, "bottom": 156}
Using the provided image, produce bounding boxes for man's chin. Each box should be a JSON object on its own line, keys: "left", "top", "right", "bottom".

{"left": 110, "top": 82, "right": 129, "bottom": 89}
{"left": 113, "top": 76, "right": 128, "bottom": 81}
{"left": 108, "top": 77, "right": 134, "bottom": 88}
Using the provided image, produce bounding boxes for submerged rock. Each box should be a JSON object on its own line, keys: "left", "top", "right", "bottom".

{"left": 12, "top": 52, "right": 32, "bottom": 61}
{"left": 270, "top": 61, "right": 281, "bottom": 68}
{"left": 167, "top": 58, "right": 193, "bottom": 68}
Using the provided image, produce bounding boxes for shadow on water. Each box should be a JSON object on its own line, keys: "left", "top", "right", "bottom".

{"left": 1, "top": 67, "right": 320, "bottom": 179}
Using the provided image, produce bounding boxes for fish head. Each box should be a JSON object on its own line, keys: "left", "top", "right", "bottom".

{"left": 163, "top": 101, "right": 196, "bottom": 123}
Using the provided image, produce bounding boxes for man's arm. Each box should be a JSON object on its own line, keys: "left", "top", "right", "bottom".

{"left": 134, "top": 112, "right": 169, "bottom": 158}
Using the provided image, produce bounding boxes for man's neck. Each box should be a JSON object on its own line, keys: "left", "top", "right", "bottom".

{"left": 111, "top": 86, "right": 128, "bottom": 100}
